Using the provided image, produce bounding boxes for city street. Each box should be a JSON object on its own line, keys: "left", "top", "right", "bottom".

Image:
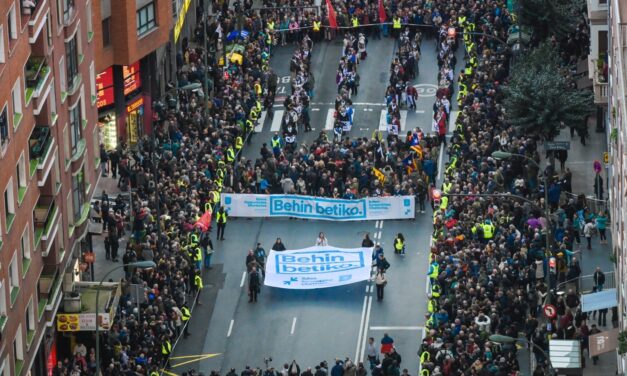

{"left": 170, "top": 36, "right": 454, "bottom": 373}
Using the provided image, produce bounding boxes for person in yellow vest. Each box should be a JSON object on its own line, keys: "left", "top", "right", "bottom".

{"left": 482, "top": 219, "right": 495, "bottom": 241}
{"left": 392, "top": 17, "right": 402, "bottom": 38}
{"left": 181, "top": 303, "right": 191, "bottom": 337}
{"left": 193, "top": 271, "right": 204, "bottom": 305}
{"left": 428, "top": 261, "right": 439, "bottom": 284}
{"left": 352, "top": 15, "right": 359, "bottom": 30}
{"left": 442, "top": 179, "right": 453, "bottom": 194}
{"left": 226, "top": 144, "right": 235, "bottom": 163}
{"left": 431, "top": 283, "right": 441, "bottom": 298}
{"left": 161, "top": 337, "right": 172, "bottom": 366}
{"left": 194, "top": 246, "right": 203, "bottom": 270}
{"left": 393, "top": 233, "right": 405, "bottom": 255}
{"left": 246, "top": 118, "right": 255, "bottom": 134}
{"left": 235, "top": 136, "right": 243, "bottom": 152}
{"left": 312, "top": 17, "right": 322, "bottom": 42}
{"left": 216, "top": 206, "right": 228, "bottom": 240}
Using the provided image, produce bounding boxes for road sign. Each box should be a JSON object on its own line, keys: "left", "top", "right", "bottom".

{"left": 543, "top": 304, "right": 557, "bottom": 319}
{"left": 544, "top": 141, "right": 570, "bottom": 151}
{"left": 604, "top": 152, "right": 609, "bottom": 168}
{"left": 589, "top": 329, "right": 619, "bottom": 357}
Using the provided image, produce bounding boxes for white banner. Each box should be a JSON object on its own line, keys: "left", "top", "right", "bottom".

{"left": 265, "top": 246, "right": 372, "bottom": 289}
{"left": 221, "top": 194, "right": 414, "bottom": 221}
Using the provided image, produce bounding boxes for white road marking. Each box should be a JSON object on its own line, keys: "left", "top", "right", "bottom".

{"left": 290, "top": 317, "right": 297, "bottom": 335}
{"left": 437, "top": 143, "right": 444, "bottom": 181}
{"left": 449, "top": 110, "right": 459, "bottom": 133}
{"left": 270, "top": 110, "right": 284, "bottom": 132}
{"left": 369, "top": 326, "right": 425, "bottom": 330}
{"left": 378, "top": 110, "right": 388, "bottom": 132}
{"left": 425, "top": 275, "right": 431, "bottom": 295}
{"left": 377, "top": 231, "right": 382, "bottom": 240}
{"left": 359, "top": 296, "right": 374, "bottom": 363}
{"left": 400, "top": 110, "right": 408, "bottom": 131}
{"left": 311, "top": 108, "right": 321, "bottom": 111}
{"left": 255, "top": 111, "right": 267, "bottom": 133}
{"left": 375, "top": 221, "right": 381, "bottom": 229}
{"left": 355, "top": 295, "right": 369, "bottom": 360}
{"left": 240, "top": 271, "right": 247, "bottom": 288}
{"left": 227, "top": 319, "right": 234, "bottom": 337}
{"left": 415, "top": 110, "right": 425, "bottom": 113}
{"left": 325, "top": 109, "right": 335, "bottom": 130}
{"left": 418, "top": 327, "right": 426, "bottom": 375}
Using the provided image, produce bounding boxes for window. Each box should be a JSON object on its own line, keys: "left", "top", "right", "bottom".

{"left": 21, "top": 227, "right": 30, "bottom": 262}
{"left": 17, "top": 154, "right": 25, "bottom": 189}
{"left": 71, "top": 170, "right": 85, "bottom": 221}
{"left": 136, "top": 2, "right": 156, "bottom": 36}
{"left": 46, "top": 15, "right": 52, "bottom": 47}
{"left": 59, "top": 57, "right": 66, "bottom": 97}
{"left": 12, "top": 78, "right": 22, "bottom": 125}
{"left": 4, "top": 178, "right": 15, "bottom": 232}
{"left": 86, "top": 1, "right": 93, "bottom": 37}
{"left": 8, "top": 5, "right": 17, "bottom": 40}
{"left": 63, "top": 0, "right": 74, "bottom": 24}
{"left": 101, "top": 18, "right": 110, "bottom": 47}
{"left": 0, "top": 26, "right": 5, "bottom": 64}
{"left": 89, "top": 62, "right": 96, "bottom": 102}
{"left": 0, "top": 357, "right": 6, "bottom": 376}
{"left": 0, "top": 281, "right": 7, "bottom": 323}
{"left": 13, "top": 325, "right": 23, "bottom": 371}
{"left": 65, "top": 191, "right": 72, "bottom": 227}
{"left": 9, "top": 254, "right": 19, "bottom": 298}
{"left": 69, "top": 103, "right": 81, "bottom": 153}
{"left": 63, "top": 125, "right": 69, "bottom": 163}
{"left": 65, "top": 37, "right": 78, "bottom": 89}
{"left": 0, "top": 106, "right": 8, "bottom": 146}
{"left": 25, "top": 299, "right": 34, "bottom": 334}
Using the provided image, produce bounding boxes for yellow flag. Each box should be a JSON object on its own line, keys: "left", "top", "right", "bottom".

{"left": 373, "top": 168, "right": 386, "bottom": 183}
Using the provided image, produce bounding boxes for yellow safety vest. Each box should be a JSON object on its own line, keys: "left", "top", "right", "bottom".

{"left": 439, "top": 196, "right": 448, "bottom": 210}
{"left": 216, "top": 211, "right": 227, "bottom": 224}
{"left": 268, "top": 21, "right": 275, "bottom": 31}
{"left": 235, "top": 136, "right": 243, "bottom": 151}
{"left": 458, "top": 15, "right": 466, "bottom": 26}
{"left": 313, "top": 21, "right": 321, "bottom": 31}
{"left": 427, "top": 299, "right": 436, "bottom": 313}
{"left": 394, "top": 238, "right": 404, "bottom": 251}
{"left": 181, "top": 307, "right": 191, "bottom": 321}
{"left": 431, "top": 284, "right": 441, "bottom": 298}
{"left": 195, "top": 247, "right": 202, "bottom": 262}
{"left": 420, "top": 351, "right": 430, "bottom": 364}
{"left": 210, "top": 191, "right": 220, "bottom": 205}
{"left": 429, "top": 263, "right": 439, "bottom": 279}
{"left": 226, "top": 147, "right": 235, "bottom": 162}
{"left": 393, "top": 18, "right": 401, "bottom": 29}
{"left": 195, "top": 275, "right": 203, "bottom": 289}
{"left": 162, "top": 341, "right": 172, "bottom": 355}
{"left": 271, "top": 137, "right": 281, "bottom": 148}
{"left": 254, "top": 83, "right": 262, "bottom": 95}
{"left": 442, "top": 182, "right": 452, "bottom": 194}
{"left": 352, "top": 17, "right": 359, "bottom": 27}
{"left": 483, "top": 223, "right": 494, "bottom": 239}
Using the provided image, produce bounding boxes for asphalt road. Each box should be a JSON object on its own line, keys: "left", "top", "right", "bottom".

{"left": 170, "top": 35, "right": 453, "bottom": 375}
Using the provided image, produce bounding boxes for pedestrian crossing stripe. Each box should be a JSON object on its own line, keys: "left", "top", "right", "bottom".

{"left": 270, "top": 110, "right": 284, "bottom": 132}
{"left": 325, "top": 109, "right": 335, "bottom": 130}
{"left": 255, "top": 111, "right": 267, "bottom": 133}
{"left": 378, "top": 110, "right": 408, "bottom": 132}
{"left": 448, "top": 110, "right": 459, "bottom": 133}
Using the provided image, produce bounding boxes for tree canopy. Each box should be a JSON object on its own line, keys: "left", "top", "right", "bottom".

{"left": 517, "top": 0, "right": 583, "bottom": 41}
{"left": 504, "top": 42, "right": 593, "bottom": 140}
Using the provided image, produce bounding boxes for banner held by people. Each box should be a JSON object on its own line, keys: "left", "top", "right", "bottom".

{"left": 265, "top": 246, "right": 372, "bottom": 289}
{"left": 221, "top": 194, "right": 415, "bottom": 221}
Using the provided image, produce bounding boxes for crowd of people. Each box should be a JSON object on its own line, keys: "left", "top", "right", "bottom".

{"left": 76, "top": 0, "right": 611, "bottom": 375}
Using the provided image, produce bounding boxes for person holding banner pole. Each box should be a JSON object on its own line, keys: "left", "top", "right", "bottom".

{"left": 248, "top": 266, "right": 261, "bottom": 303}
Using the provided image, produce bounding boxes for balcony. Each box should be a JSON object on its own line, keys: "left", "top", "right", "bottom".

{"left": 39, "top": 265, "right": 63, "bottom": 321}
{"left": 592, "top": 59, "right": 609, "bottom": 105}
{"left": 25, "top": 0, "right": 49, "bottom": 43}
{"left": 33, "top": 195, "right": 59, "bottom": 254}
{"left": 24, "top": 56, "right": 51, "bottom": 107}
{"left": 28, "top": 125, "right": 56, "bottom": 186}
{"left": 64, "top": 72, "right": 82, "bottom": 99}
{"left": 62, "top": 4, "right": 78, "bottom": 30}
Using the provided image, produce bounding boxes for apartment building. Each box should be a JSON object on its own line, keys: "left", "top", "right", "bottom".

{"left": 0, "top": 0, "right": 99, "bottom": 374}
{"left": 608, "top": 0, "right": 627, "bottom": 372}
{"left": 91, "top": 0, "right": 172, "bottom": 151}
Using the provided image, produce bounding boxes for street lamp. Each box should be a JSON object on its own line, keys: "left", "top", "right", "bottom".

{"left": 489, "top": 334, "right": 556, "bottom": 376}
{"left": 491, "top": 151, "right": 552, "bottom": 255}
{"left": 95, "top": 261, "right": 156, "bottom": 375}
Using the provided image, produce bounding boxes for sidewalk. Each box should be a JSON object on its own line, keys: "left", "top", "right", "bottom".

{"left": 90, "top": 175, "right": 128, "bottom": 283}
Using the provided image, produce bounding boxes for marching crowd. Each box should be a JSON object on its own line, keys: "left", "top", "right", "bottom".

{"left": 75, "top": 0, "right": 610, "bottom": 375}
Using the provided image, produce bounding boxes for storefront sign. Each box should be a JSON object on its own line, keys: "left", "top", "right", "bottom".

{"left": 56, "top": 314, "right": 80, "bottom": 331}
{"left": 123, "top": 62, "right": 141, "bottom": 96}
{"left": 127, "top": 97, "right": 144, "bottom": 113}
{"left": 174, "top": 0, "right": 192, "bottom": 43}
{"left": 56, "top": 312, "right": 111, "bottom": 331}
{"left": 96, "top": 67, "right": 115, "bottom": 109}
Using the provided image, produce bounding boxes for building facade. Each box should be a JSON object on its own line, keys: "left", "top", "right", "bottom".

{"left": 607, "top": 0, "right": 627, "bottom": 372}
{"left": 0, "top": 0, "right": 99, "bottom": 374}
{"left": 92, "top": 0, "right": 172, "bottom": 152}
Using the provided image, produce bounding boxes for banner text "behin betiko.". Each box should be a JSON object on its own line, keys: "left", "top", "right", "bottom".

{"left": 270, "top": 197, "right": 365, "bottom": 219}
{"left": 276, "top": 251, "right": 365, "bottom": 274}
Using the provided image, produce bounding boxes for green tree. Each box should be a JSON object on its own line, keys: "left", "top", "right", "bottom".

{"left": 504, "top": 42, "right": 593, "bottom": 141}
{"left": 517, "top": 0, "right": 583, "bottom": 41}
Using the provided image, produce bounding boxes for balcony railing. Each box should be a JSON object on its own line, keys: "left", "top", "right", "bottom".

{"left": 25, "top": 0, "right": 48, "bottom": 42}
{"left": 29, "top": 126, "right": 55, "bottom": 183}
{"left": 34, "top": 195, "right": 58, "bottom": 248}
{"left": 25, "top": 56, "right": 50, "bottom": 104}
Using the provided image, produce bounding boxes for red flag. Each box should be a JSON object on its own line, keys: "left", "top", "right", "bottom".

{"left": 194, "top": 210, "right": 213, "bottom": 232}
{"left": 326, "top": 0, "right": 338, "bottom": 29}
{"left": 378, "top": 0, "right": 387, "bottom": 22}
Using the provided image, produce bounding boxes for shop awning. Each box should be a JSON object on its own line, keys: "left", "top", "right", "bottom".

{"left": 581, "top": 289, "right": 618, "bottom": 312}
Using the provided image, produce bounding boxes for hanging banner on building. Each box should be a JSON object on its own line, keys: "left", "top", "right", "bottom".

{"left": 265, "top": 246, "right": 372, "bottom": 289}
{"left": 220, "top": 194, "right": 414, "bottom": 221}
